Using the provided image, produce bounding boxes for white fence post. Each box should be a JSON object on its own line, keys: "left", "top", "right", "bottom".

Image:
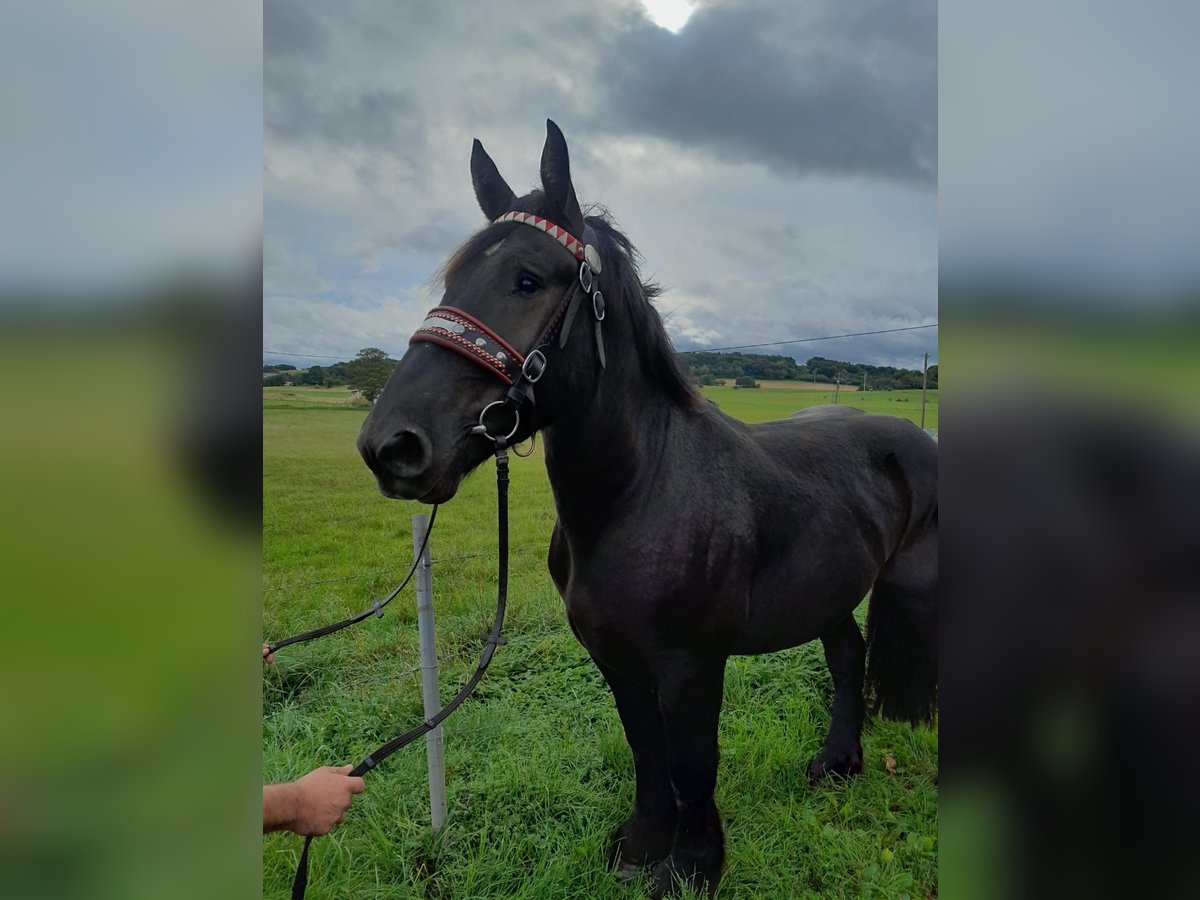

{"left": 411, "top": 513, "right": 446, "bottom": 831}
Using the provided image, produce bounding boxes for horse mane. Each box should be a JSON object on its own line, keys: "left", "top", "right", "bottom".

{"left": 583, "top": 208, "right": 703, "bottom": 412}
{"left": 440, "top": 200, "right": 702, "bottom": 412}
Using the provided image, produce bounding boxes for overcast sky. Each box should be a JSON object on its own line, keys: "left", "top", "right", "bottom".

{"left": 264, "top": 0, "right": 938, "bottom": 369}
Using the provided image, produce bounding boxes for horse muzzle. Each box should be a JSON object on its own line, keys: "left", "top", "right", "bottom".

{"left": 357, "top": 424, "right": 439, "bottom": 500}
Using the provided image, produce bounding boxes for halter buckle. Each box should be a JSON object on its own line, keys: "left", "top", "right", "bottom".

{"left": 578, "top": 261, "right": 593, "bottom": 293}
{"left": 522, "top": 349, "right": 547, "bottom": 383}
{"left": 592, "top": 290, "right": 606, "bottom": 322}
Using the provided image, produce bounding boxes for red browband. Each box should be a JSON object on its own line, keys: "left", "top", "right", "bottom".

{"left": 492, "top": 211, "right": 586, "bottom": 261}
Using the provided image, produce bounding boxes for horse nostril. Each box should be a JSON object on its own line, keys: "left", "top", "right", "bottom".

{"left": 377, "top": 428, "right": 432, "bottom": 478}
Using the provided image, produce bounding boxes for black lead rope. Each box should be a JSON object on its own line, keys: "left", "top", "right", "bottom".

{"left": 266, "top": 505, "right": 439, "bottom": 656}
{"left": 290, "top": 442, "right": 511, "bottom": 900}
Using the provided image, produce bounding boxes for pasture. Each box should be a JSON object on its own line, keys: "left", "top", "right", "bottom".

{"left": 263, "top": 383, "right": 938, "bottom": 898}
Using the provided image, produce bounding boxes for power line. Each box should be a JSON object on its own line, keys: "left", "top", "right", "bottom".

{"left": 679, "top": 323, "right": 938, "bottom": 354}
{"left": 263, "top": 322, "right": 938, "bottom": 362}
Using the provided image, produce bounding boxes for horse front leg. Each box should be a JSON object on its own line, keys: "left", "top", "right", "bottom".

{"left": 597, "top": 662, "right": 677, "bottom": 878}
{"left": 808, "top": 613, "right": 866, "bottom": 781}
{"left": 651, "top": 657, "right": 727, "bottom": 899}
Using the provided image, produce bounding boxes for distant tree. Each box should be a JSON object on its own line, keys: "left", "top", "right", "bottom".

{"left": 346, "top": 348, "right": 397, "bottom": 403}
{"left": 263, "top": 373, "right": 287, "bottom": 387}
{"left": 300, "top": 365, "right": 326, "bottom": 386}
{"left": 321, "top": 363, "right": 351, "bottom": 386}
{"left": 734, "top": 375, "right": 759, "bottom": 389}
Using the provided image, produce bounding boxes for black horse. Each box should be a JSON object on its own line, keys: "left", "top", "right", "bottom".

{"left": 358, "top": 121, "right": 937, "bottom": 897}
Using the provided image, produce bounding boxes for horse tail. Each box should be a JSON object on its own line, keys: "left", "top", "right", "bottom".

{"left": 865, "top": 561, "right": 937, "bottom": 726}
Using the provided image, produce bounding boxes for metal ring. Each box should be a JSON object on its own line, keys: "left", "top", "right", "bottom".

{"left": 512, "top": 432, "right": 537, "bottom": 458}
{"left": 578, "top": 261, "right": 593, "bottom": 293}
{"left": 522, "top": 349, "right": 547, "bottom": 383}
{"left": 592, "top": 290, "right": 606, "bottom": 322}
{"left": 476, "top": 400, "right": 520, "bottom": 442}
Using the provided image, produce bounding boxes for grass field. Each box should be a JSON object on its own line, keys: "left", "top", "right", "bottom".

{"left": 263, "top": 384, "right": 938, "bottom": 899}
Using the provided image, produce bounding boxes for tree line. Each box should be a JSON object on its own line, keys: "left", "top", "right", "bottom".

{"left": 265, "top": 348, "right": 937, "bottom": 402}
{"left": 262, "top": 348, "right": 398, "bottom": 401}
{"left": 679, "top": 352, "right": 937, "bottom": 390}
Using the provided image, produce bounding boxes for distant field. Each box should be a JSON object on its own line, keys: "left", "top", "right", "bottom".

{"left": 262, "top": 385, "right": 365, "bottom": 409}
{"left": 753, "top": 379, "right": 859, "bottom": 391}
{"left": 263, "top": 382, "right": 938, "bottom": 898}
{"left": 262, "top": 383, "right": 938, "bottom": 429}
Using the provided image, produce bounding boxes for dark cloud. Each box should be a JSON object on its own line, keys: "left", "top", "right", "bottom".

{"left": 263, "top": 0, "right": 934, "bottom": 186}
{"left": 267, "top": 82, "right": 419, "bottom": 153}
{"left": 264, "top": 3, "right": 419, "bottom": 155}
{"left": 599, "top": 0, "right": 936, "bottom": 184}
{"left": 264, "top": 0, "right": 328, "bottom": 60}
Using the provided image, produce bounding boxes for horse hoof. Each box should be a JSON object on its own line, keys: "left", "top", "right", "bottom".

{"left": 807, "top": 745, "right": 865, "bottom": 783}
{"left": 650, "top": 856, "right": 720, "bottom": 899}
{"left": 608, "top": 814, "right": 673, "bottom": 874}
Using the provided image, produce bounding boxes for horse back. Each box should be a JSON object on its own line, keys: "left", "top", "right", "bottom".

{"left": 743, "top": 407, "right": 937, "bottom": 573}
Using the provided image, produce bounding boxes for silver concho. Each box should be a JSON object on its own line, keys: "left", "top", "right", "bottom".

{"left": 584, "top": 244, "right": 602, "bottom": 274}
{"left": 424, "top": 316, "right": 465, "bottom": 334}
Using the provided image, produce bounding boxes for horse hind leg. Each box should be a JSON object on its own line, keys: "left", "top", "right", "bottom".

{"left": 807, "top": 614, "right": 867, "bottom": 782}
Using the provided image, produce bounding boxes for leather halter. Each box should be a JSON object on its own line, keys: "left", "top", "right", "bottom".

{"left": 409, "top": 212, "right": 607, "bottom": 444}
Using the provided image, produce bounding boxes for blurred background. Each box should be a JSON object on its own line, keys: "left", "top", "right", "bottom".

{"left": 1, "top": 0, "right": 1197, "bottom": 897}
{"left": 0, "top": 2, "right": 261, "bottom": 897}
{"left": 941, "top": 1, "right": 1200, "bottom": 898}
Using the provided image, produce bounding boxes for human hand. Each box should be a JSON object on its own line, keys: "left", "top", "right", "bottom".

{"left": 289, "top": 765, "right": 366, "bottom": 836}
{"left": 263, "top": 642, "right": 274, "bottom": 664}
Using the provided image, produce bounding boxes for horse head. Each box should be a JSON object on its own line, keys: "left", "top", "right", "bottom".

{"left": 357, "top": 120, "right": 607, "bottom": 502}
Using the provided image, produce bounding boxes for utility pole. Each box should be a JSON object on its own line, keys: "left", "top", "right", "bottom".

{"left": 862, "top": 371, "right": 867, "bottom": 393}
{"left": 920, "top": 352, "right": 929, "bottom": 429}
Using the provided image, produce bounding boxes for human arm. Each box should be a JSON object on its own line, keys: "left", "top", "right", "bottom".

{"left": 263, "top": 765, "right": 365, "bottom": 835}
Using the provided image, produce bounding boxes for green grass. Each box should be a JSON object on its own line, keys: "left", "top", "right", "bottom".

{"left": 263, "top": 385, "right": 938, "bottom": 899}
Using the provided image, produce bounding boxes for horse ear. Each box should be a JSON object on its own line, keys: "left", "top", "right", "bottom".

{"left": 471, "top": 138, "right": 516, "bottom": 221}
{"left": 540, "top": 119, "right": 584, "bottom": 236}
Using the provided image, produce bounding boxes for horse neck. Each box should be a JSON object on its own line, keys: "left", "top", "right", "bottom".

{"left": 542, "top": 338, "right": 679, "bottom": 536}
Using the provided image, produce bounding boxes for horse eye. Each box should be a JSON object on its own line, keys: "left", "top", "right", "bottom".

{"left": 514, "top": 272, "right": 540, "bottom": 296}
